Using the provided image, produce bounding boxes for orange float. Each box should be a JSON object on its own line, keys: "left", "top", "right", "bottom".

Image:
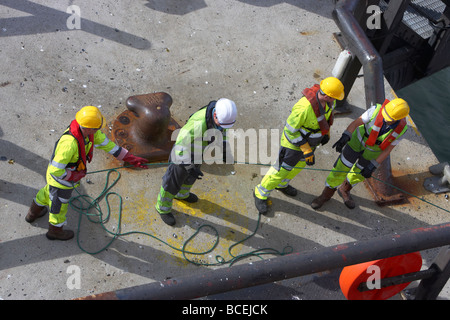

{"left": 339, "top": 252, "right": 422, "bottom": 300}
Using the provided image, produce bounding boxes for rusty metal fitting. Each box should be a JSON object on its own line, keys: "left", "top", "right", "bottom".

{"left": 364, "top": 156, "right": 406, "bottom": 206}
{"left": 112, "top": 92, "right": 180, "bottom": 163}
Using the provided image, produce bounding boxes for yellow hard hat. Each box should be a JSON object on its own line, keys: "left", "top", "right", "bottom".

{"left": 75, "top": 106, "right": 106, "bottom": 129}
{"left": 320, "top": 77, "right": 345, "bottom": 100}
{"left": 382, "top": 98, "right": 410, "bottom": 121}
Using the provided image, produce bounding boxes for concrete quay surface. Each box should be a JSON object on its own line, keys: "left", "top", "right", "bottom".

{"left": 0, "top": 0, "right": 449, "bottom": 300}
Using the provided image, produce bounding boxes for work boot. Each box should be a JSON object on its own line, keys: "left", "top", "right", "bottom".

{"left": 160, "top": 212, "right": 176, "bottom": 226}
{"left": 310, "top": 187, "right": 336, "bottom": 210}
{"left": 46, "top": 224, "right": 74, "bottom": 241}
{"left": 337, "top": 180, "right": 356, "bottom": 209}
{"left": 254, "top": 192, "right": 268, "bottom": 215}
{"left": 25, "top": 201, "right": 48, "bottom": 223}
{"left": 176, "top": 193, "right": 198, "bottom": 203}
{"left": 276, "top": 185, "right": 298, "bottom": 197}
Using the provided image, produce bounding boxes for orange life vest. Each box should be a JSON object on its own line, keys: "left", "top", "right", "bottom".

{"left": 68, "top": 119, "right": 94, "bottom": 171}
{"left": 365, "top": 99, "right": 407, "bottom": 150}
{"left": 301, "top": 84, "right": 334, "bottom": 136}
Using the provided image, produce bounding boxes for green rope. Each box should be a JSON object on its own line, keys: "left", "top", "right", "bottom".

{"left": 234, "top": 161, "right": 450, "bottom": 214}
{"left": 181, "top": 213, "right": 293, "bottom": 267}
{"left": 71, "top": 164, "right": 292, "bottom": 264}
{"left": 69, "top": 161, "right": 449, "bottom": 266}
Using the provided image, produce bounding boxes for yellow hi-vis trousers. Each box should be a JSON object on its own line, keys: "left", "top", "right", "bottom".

{"left": 35, "top": 184, "right": 74, "bottom": 226}
{"left": 155, "top": 163, "right": 198, "bottom": 215}
{"left": 255, "top": 161, "right": 306, "bottom": 200}
{"left": 325, "top": 141, "right": 378, "bottom": 189}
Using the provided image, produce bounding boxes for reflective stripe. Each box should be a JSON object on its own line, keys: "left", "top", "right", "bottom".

{"left": 256, "top": 184, "right": 270, "bottom": 197}
{"left": 299, "top": 127, "right": 322, "bottom": 139}
{"left": 284, "top": 131, "right": 304, "bottom": 145}
{"left": 356, "top": 129, "right": 377, "bottom": 152}
{"left": 50, "top": 173, "right": 74, "bottom": 188}
{"left": 49, "top": 191, "right": 71, "bottom": 204}
{"left": 159, "top": 197, "right": 173, "bottom": 203}
{"left": 366, "top": 114, "right": 377, "bottom": 129}
{"left": 280, "top": 162, "right": 294, "bottom": 171}
{"left": 58, "top": 196, "right": 71, "bottom": 204}
{"left": 95, "top": 137, "right": 110, "bottom": 147}
{"left": 356, "top": 129, "right": 366, "bottom": 147}
{"left": 285, "top": 121, "right": 298, "bottom": 134}
{"left": 108, "top": 145, "right": 120, "bottom": 155}
{"left": 325, "top": 181, "right": 335, "bottom": 189}
{"left": 157, "top": 205, "right": 172, "bottom": 213}
{"left": 51, "top": 221, "right": 67, "bottom": 227}
{"left": 175, "top": 185, "right": 192, "bottom": 198}
{"left": 156, "top": 186, "right": 175, "bottom": 214}
{"left": 372, "top": 125, "right": 381, "bottom": 132}
{"left": 50, "top": 160, "right": 67, "bottom": 169}
{"left": 340, "top": 153, "right": 354, "bottom": 168}
{"left": 278, "top": 178, "right": 291, "bottom": 187}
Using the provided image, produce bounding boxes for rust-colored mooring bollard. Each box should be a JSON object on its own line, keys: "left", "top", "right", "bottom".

{"left": 112, "top": 92, "right": 181, "bottom": 165}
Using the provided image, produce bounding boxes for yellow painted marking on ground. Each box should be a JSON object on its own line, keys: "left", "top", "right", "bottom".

{"left": 119, "top": 179, "right": 250, "bottom": 266}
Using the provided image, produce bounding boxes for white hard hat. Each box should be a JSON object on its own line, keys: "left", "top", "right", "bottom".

{"left": 215, "top": 98, "right": 237, "bottom": 129}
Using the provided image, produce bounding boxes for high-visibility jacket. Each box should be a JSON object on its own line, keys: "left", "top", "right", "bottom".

{"left": 353, "top": 102, "right": 408, "bottom": 153}
{"left": 281, "top": 91, "right": 334, "bottom": 151}
{"left": 47, "top": 123, "right": 121, "bottom": 189}
{"left": 325, "top": 103, "right": 408, "bottom": 188}
{"left": 172, "top": 101, "right": 228, "bottom": 165}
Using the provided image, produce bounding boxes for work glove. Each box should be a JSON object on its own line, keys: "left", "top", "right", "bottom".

{"left": 300, "top": 143, "right": 315, "bottom": 166}
{"left": 321, "top": 134, "right": 330, "bottom": 146}
{"left": 360, "top": 160, "right": 379, "bottom": 178}
{"left": 332, "top": 130, "right": 352, "bottom": 153}
{"left": 65, "top": 169, "right": 86, "bottom": 182}
{"left": 188, "top": 167, "right": 204, "bottom": 180}
{"left": 303, "top": 151, "right": 315, "bottom": 166}
{"left": 123, "top": 153, "right": 148, "bottom": 169}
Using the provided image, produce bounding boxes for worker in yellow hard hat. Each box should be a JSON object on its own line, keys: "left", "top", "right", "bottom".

{"left": 25, "top": 106, "right": 148, "bottom": 240}
{"left": 254, "top": 77, "right": 344, "bottom": 215}
{"left": 311, "top": 98, "right": 410, "bottom": 210}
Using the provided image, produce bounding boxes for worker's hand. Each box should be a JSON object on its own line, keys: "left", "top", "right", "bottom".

{"left": 123, "top": 153, "right": 148, "bottom": 169}
{"left": 300, "top": 143, "right": 315, "bottom": 166}
{"left": 360, "top": 160, "right": 379, "bottom": 178}
{"left": 188, "top": 167, "right": 204, "bottom": 180}
{"left": 303, "top": 151, "right": 315, "bottom": 166}
{"left": 332, "top": 130, "right": 352, "bottom": 153}
{"left": 321, "top": 134, "right": 330, "bottom": 146}
{"left": 65, "top": 169, "right": 86, "bottom": 182}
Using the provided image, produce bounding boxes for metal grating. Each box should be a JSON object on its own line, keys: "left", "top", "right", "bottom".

{"left": 379, "top": 0, "right": 446, "bottom": 39}
{"left": 403, "top": 0, "right": 446, "bottom": 39}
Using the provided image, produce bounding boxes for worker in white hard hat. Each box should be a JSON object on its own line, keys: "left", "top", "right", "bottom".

{"left": 156, "top": 98, "right": 237, "bottom": 226}
{"left": 25, "top": 106, "right": 148, "bottom": 241}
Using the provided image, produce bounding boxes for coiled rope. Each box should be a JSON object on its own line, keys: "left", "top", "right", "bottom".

{"left": 69, "top": 161, "right": 449, "bottom": 266}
